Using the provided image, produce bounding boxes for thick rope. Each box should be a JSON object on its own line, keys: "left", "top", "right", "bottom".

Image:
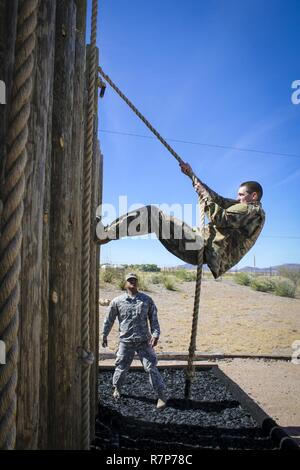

{"left": 184, "top": 197, "right": 205, "bottom": 399}
{"left": 98, "top": 67, "right": 184, "bottom": 165}
{"left": 81, "top": 0, "right": 98, "bottom": 450}
{"left": 98, "top": 67, "right": 206, "bottom": 398}
{"left": 0, "top": 0, "right": 38, "bottom": 449}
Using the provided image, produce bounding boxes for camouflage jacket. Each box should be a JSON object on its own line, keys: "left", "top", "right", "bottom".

{"left": 194, "top": 177, "right": 265, "bottom": 278}
{"left": 102, "top": 291, "right": 160, "bottom": 343}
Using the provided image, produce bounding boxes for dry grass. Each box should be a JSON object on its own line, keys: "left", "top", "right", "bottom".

{"left": 99, "top": 278, "right": 300, "bottom": 356}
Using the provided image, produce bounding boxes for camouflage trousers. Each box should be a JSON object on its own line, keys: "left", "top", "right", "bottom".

{"left": 99, "top": 205, "right": 204, "bottom": 265}
{"left": 113, "top": 340, "right": 166, "bottom": 396}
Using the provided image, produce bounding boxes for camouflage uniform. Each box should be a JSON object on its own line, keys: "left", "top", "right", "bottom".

{"left": 197, "top": 177, "right": 265, "bottom": 278}
{"left": 99, "top": 177, "right": 265, "bottom": 279}
{"left": 102, "top": 292, "right": 166, "bottom": 395}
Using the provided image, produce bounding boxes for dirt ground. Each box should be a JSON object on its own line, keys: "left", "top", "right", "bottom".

{"left": 99, "top": 278, "right": 300, "bottom": 442}
{"left": 99, "top": 278, "right": 300, "bottom": 355}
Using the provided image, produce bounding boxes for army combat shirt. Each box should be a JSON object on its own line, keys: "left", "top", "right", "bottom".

{"left": 102, "top": 292, "right": 160, "bottom": 343}
{"left": 194, "top": 176, "right": 265, "bottom": 279}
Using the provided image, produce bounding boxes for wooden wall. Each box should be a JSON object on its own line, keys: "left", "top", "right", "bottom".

{"left": 0, "top": 0, "right": 101, "bottom": 450}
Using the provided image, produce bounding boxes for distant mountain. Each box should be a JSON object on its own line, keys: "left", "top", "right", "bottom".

{"left": 170, "top": 263, "right": 300, "bottom": 273}
{"left": 237, "top": 263, "right": 300, "bottom": 274}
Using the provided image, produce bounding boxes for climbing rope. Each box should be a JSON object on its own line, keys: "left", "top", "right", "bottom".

{"left": 0, "top": 0, "right": 38, "bottom": 449}
{"left": 98, "top": 67, "right": 205, "bottom": 398}
{"left": 184, "top": 198, "right": 205, "bottom": 399}
{"left": 98, "top": 67, "right": 184, "bottom": 165}
{"left": 81, "top": 0, "right": 98, "bottom": 450}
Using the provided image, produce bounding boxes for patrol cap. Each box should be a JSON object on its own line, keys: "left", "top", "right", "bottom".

{"left": 125, "top": 272, "right": 138, "bottom": 281}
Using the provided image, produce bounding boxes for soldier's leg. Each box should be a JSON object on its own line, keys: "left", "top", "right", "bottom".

{"left": 137, "top": 342, "right": 167, "bottom": 397}
{"left": 113, "top": 342, "right": 135, "bottom": 391}
{"left": 96, "top": 205, "right": 203, "bottom": 265}
{"left": 157, "top": 211, "right": 204, "bottom": 266}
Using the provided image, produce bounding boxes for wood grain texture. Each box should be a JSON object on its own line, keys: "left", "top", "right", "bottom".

{"left": 17, "top": 0, "right": 57, "bottom": 450}
{"left": 48, "top": 0, "right": 80, "bottom": 449}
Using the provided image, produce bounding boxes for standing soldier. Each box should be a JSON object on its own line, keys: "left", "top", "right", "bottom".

{"left": 102, "top": 273, "right": 168, "bottom": 410}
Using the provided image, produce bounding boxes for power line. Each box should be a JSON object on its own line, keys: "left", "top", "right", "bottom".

{"left": 99, "top": 128, "right": 300, "bottom": 160}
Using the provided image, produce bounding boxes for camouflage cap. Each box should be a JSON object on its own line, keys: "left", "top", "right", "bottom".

{"left": 125, "top": 272, "right": 138, "bottom": 281}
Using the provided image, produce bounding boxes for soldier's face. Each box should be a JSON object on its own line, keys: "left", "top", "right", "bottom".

{"left": 126, "top": 278, "right": 138, "bottom": 291}
{"left": 237, "top": 186, "right": 257, "bottom": 204}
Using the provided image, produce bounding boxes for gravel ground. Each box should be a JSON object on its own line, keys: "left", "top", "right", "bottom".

{"left": 99, "top": 368, "right": 258, "bottom": 429}
{"left": 99, "top": 358, "right": 300, "bottom": 446}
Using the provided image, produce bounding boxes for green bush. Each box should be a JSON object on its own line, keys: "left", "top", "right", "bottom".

{"left": 137, "top": 274, "right": 150, "bottom": 292}
{"left": 140, "top": 264, "right": 161, "bottom": 272}
{"left": 234, "top": 272, "right": 252, "bottom": 286}
{"left": 162, "top": 275, "right": 177, "bottom": 291}
{"left": 274, "top": 278, "right": 296, "bottom": 298}
{"left": 173, "top": 269, "right": 197, "bottom": 282}
{"left": 117, "top": 277, "right": 126, "bottom": 290}
{"left": 277, "top": 267, "right": 300, "bottom": 287}
{"left": 101, "top": 267, "right": 115, "bottom": 284}
{"left": 250, "top": 277, "right": 275, "bottom": 293}
{"left": 149, "top": 273, "right": 163, "bottom": 284}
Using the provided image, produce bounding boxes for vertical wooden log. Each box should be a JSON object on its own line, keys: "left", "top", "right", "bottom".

{"left": 16, "top": 0, "right": 57, "bottom": 449}
{"left": 48, "top": 0, "right": 82, "bottom": 449}
{"left": 37, "top": 0, "right": 57, "bottom": 451}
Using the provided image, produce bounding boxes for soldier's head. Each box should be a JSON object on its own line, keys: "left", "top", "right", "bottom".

{"left": 125, "top": 273, "right": 138, "bottom": 294}
{"left": 237, "top": 181, "right": 263, "bottom": 204}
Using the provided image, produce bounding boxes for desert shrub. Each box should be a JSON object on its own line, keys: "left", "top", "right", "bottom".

{"left": 117, "top": 278, "right": 126, "bottom": 290}
{"left": 273, "top": 278, "right": 296, "bottom": 298}
{"left": 149, "top": 273, "right": 163, "bottom": 284}
{"left": 101, "top": 267, "right": 115, "bottom": 284}
{"left": 162, "top": 275, "right": 177, "bottom": 291}
{"left": 132, "top": 273, "right": 150, "bottom": 292}
{"left": 174, "top": 269, "right": 197, "bottom": 282}
{"left": 277, "top": 266, "right": 300, "bottom": 287}
{"left": 250, "top": 277, "right": 275, "bottom": 293}
{"left": 234, "top": 272, "right": 252, "bottom": 286}
{"left": 140, "top": 264, "right": 161, "bottom": 272}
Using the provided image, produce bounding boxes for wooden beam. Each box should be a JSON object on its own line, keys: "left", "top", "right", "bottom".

{"left": 48, "top": 0, "right": 83, "bottom": 449}
{"left": 16, "top": 0, "right": 57, "bottom": 450}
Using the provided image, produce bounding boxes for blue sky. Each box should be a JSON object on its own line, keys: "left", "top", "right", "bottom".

{"left": 87, "top": 0, "right": 300, "bottom": 268}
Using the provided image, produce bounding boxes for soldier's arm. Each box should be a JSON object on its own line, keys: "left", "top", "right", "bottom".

{"left": 180, "top": 162, "right": 236, "bottom": 208}
{"left": 101, "top": 300, "right": 118, "bottom": 343}
{"left": 205, "top": 201, "right": 254, "bottom": 228}
{"left": 148, "top": 300, "right": 160, "bottom": 340}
